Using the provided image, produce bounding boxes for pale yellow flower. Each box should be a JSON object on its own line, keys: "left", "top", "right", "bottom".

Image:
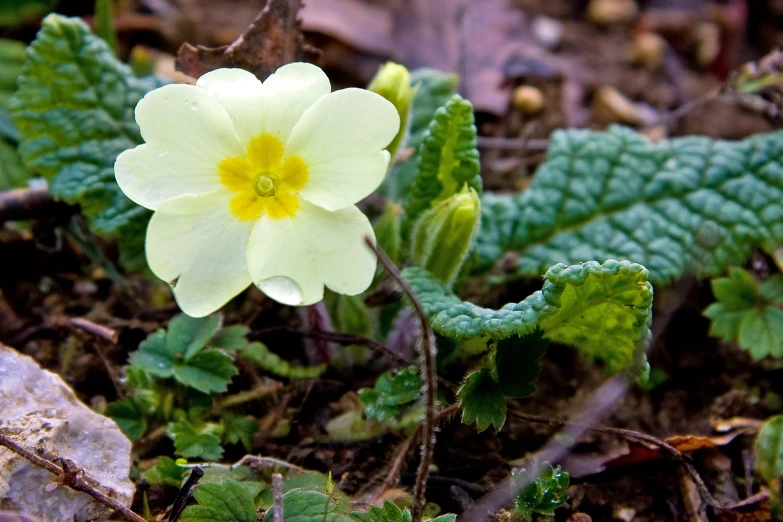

{"left": 115, "top": 64, "right": 400, "bottom": 317}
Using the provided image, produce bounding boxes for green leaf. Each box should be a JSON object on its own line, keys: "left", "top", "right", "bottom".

{"left": 258, "top": 471, "right": 335, "bottom": 510}
{"left": 220, "top": 412, "right": 257, "bottom": 451}
{"left": 351, "top": 502, "right": 411, "bottom": 522}
{"left": 129, "top": 329, "right": 174, "bottom": 377}
{"left": 754, "top": 415, "right": 783, "bottom": 483}
{"left": 358, "top": 366, "right": 422, "bottom": 421}
{"left": 10, "top": 14, "right": 165, "bottom": 268}
{"left": 94, "top": 0, "right": 119, "bottom": 56}
{"left": 492, "top": 331, "right": 549, "bottom": 398}
{"left": 511, "top": 462, "right": 570, "bottom": 521}
{"left": 0, "top": 0, "right": 57, "bottom": 27}
{"left": 332, "top": 293, "right": 373, "bottom": 336}
{"left": 106, "top": 396, "right": 147, "bottom": 440}
{"left": 211, "top": 325, "right": 251, "bottom": 352}
{"left": 263, "top": 489, "right": 352, "bottom": 522}
{"left": 381, "top": 68, "right": 459, "bottom": 202}
{"left": 0, "top": 139, "right": 31, "bottom": 190}
{"left": 240, "top": 342, "right": 325, "bottom": 379}
{"left": 458, "top": 368, "right": 506, "bottom": 432}
{"left": 374, "top": 202, "right": 404, "bottom": 265}
{"left": 476, "top": 126, "right": 783, "bottom": 286}
{"left": 172, "top": 349, "right": 238, "bottom": 394}
{"left": 142, "top": 457, "right": 185, "bottom": 488}
{"left": 168, "top": 420, "right": 224, "bottom": 461}
{"left": 705, "top": 268, "right": 783, "bottom": 359}
{"left": 167, "top": 313, "right": 222, "bottom": 361}
{"left": 404, "top": 94, "right": 481, "bottom": 235}
{"left": 0, "top": 39, "right": 32, "bottom": 189}
{"left": 403, "top": 259, "right": 653, "bottom": 373}
{"left": 180, "top": 479, "right": 257, "bottom": 522}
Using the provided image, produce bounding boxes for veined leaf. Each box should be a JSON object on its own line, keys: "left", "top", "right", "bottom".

{"left": 403, "top": 259, "right": 653, "bottom": 372}
{"left": 10, "top": 14, "right": 165, "bottom": 268}
{"left": 477, "top": 126, "right": 783, "bottom": 286}
{"left": 168, "top": 420, "right": 224, "bottom": 461}
{"left": 180, "top": 479, "right": 256, "bottom": 522}
{"left": 404, "top": 94, "right": 481, "bottom": 234}
{"left": 263, "top": 489, "right": 352, "bottom": 522}
{"left": 239, "top": 342, "right": 325, "bottom": 379}
{"left": 458, "top": 368, "right": 506, "bottom": 432}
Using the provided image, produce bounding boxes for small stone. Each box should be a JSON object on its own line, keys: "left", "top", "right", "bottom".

{"left": 0, "top": 345, "right": 134, "bottom": 522}
{"left": 628, "top": 32, "right": 667, "bottom": 69}
{"left": 613, "top": 506, "right": 636, "bottom": 522}
{"left": 512, "top": 85, "right": 545, "bottom": 115}
{"left": 531, "top": 16, "right": 564, "bottom": 50}
{"left": 587, "top": 0, "right": 638, "bottom": 27}
{"left": 592, "top": 86, "right": 658, "bottom": 126}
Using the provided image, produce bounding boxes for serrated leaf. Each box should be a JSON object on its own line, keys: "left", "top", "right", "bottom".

{"left": 492, "top": 331, "right": 549, "bottom": 398}
{"left": 738, "top": 308, "right": 783, "bottom": 359}
{"left": 240, "top": 342, "right": 325, "bottom": 379}
{"left": 129, "top": 329, "right": 174, "bottom": 377}
{"left": 106, "top": 396, "right": 147, "bottom": 440}
{"left": 458, "top": 368, "right": 506, "bottom": 432}
{"left": 172, "top": 349, "right": 237, "bottom": 394}
{"left": 166, "top": 313, "right": 222, "bottom": 360}
{"left": 476, "top": 126, "right": 783, "bottom": 286}
{"left": 381, "top": 68, "right": 459, "bottom": 202}
{"left": 10, "top": 14, "right": 165, "bottom": 268}
{"left": 263, "top": 489, "right": 352, "bottom": 522}
{"left": 351, "top": 502, "right": 412, "bottom": 522}
{"left": 712, "top": 267, "right": 759, "bottom": 309}
{"left": 180, "top": 479, "right": 257, "bottom": 522}
{"left": 211, "top": 325, "right": 251, "bottom": 352}
{"left": 142, "top": 456, "right": 185, "bottom": 488}
{"left": 220, "top": 412, "right": 257, "bottom": 451}
{"left": 258, "top": 471, "right": 338, "bottom": 509}
{"left": 168, "top": 420, "right": 224, "bottom": 461}
{"left": 404, "top": 94, "right": 481, "bottom": 235}
{"left": 760, "top": 274, "right": 783, "bottom": 305}
{"left": 754, "top": 415, "right": 783, "bottom": 483}
{"left": 358, "top": 366, "right": 422, "bottom": 421}
{"left": 404, "top": 259, "right": 653, "bottom": 372}
{"left": 511, "top": 462, "right": 570, "bottom": 520}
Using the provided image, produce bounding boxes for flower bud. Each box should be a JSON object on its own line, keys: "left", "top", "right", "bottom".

{"left": 411, "top": 187, "right": 481, "bottom": 286}
{"left": 368, "top": 62, "right": 414, "bottom": 162}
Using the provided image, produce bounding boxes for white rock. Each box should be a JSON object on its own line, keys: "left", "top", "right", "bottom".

{"left": 0, "top": 345, "right": 134, "bottom": 522}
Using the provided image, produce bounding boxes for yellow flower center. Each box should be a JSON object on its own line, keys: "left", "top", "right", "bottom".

{"left": 219, "top": 133, "right": 308, "bottom": 220}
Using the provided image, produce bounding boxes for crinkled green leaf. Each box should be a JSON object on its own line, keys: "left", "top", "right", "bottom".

{"left": 404, "top": 259, "right": 653, "bottom": 372}
{"left": 381, "top": 68, "right": 458, "bottom": 201}
{"left": 168, "top": 420, "right": 224, "bottom": 461}
{"left": 705, "top": 267, "right": 783, "bottom": 359}
{"left": 404, "top": 94, "right": 481, "bottom": 235}
{"left": 220, "top": 412, "right": 257, "bottom": 451}
{"left": 358, "top": 366, "right": 422, "bottom": 421}
{"left": 512, "top": 462, "right": 570, "bottom": 521}
{"left": 458, "top": 367, "right": 506, "bottom": 432}
{"left": 10, "top": 14, "right": 165, "bottom": 268}
{"left": 142, "top": 457, "right": 185, "bottom": 488}
{"left": 0, "top": 0, "right": 57, "bottom": 27}
{"left": 166, "top": 313, "right": 222, "bottom": 360}
{"left": 263, "top": 489, "right": 352, "bottom": 522}
{"left": 106, "top": 396, "right": 147, "bottom": 440}
{"left": 477, "top": 126, "right": 783, "bottom": 286}
{"left": 258, "top": 471, "right": 340, "bottom": 510}
{"left": 180, "top": 479, "right": 257, "bottom": 522}
{"left": 240, "top": 342, "right": 325, "bottom": 379}
{"left": 211, "top": 325, "right": 251, "bottom": 352}
{"left": 492, "top": 331, "right": 549, "bottom": 398}
{"left": 755, "top": 415, "right": 783, "bottom": 483}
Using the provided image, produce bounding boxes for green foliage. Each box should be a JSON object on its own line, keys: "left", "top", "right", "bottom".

{"left": 411, "top": 187, "right": 481, "bottom": 286}
{"left": 142, "top": 457, "right": 185, "bottom": 488}
{"left": 129, "top": 314, "right": 237, "bottom": 394}
{"left": 220, "top": 412, "right": 258, "bottom": 451}
{"left": 477, "top": 126, "right": 783, "bottom": 287}
{"left": 168, "top": 420, "right": 224, "bottom": 461}
{"left": 375, "top": 202, "right": 404, "bottom": 265}
{"left": 240, "top": 342, "right": 326, "bottom": 379}
{"left": 10, "top": 14, "right": 165, "bottom": 268}
{"left": 180, "top": 479, "right": 257, "bottom": 522}
{"left": 491, "top": 331, "right": 550, "bottom": 397}
{"left": 404, "top": 94, "right": 481, "bottom": 234}
{"left": 382, "top": 68, "right": 459, "bottom": 201}
{"left": 94, "top": 0, "right": 119, "bottom": 56}
{"left": 211, "top": 325, "right": 252, "bottom": 352}
{"left": 705, "top": 268, "right": 783, "bottom": 359}
{"left": 511, "top": 462, "right": 570, "bottom": 521}
{"left": 0, "top": 0, "right": 57, "bottom": 27}
{"left": 350, "top": 501, "right": 455, "bottom": 522}
{"left": 0, "top": 39, "right": 31, "bottom": 189}
{"left": 263, "top": 489, "right": 352, "bottom": 522}
{"left": 106, "top": 396, "right": 147, "bottom": 440}
{"left": 458, "top": 368, "right": 506, "bottom": 432}
{"left": 358, "top": 366, "right": 422, "bottom": 421}
{"left": 404, "top": 259, "right": 653, "bottom": 373}
{"left": 754, "top": 415, "right": 783, "bottom": 483}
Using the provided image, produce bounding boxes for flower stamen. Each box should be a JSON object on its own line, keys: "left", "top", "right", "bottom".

{"left": 255, "top": 174, "right": 279, "bottom": 197}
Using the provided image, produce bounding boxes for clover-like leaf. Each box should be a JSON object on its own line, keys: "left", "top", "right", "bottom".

{"left": 458, "top": 368, "right": 506, "bottom": 432}
{"left": 10, "top": 14, "right": 165, "bottom": 268}
{"left": 180, "top": 479, "right": 257, "bottom": 522}
{"left": 167, "top": 313, "right": 222, "bottom": 360}
{"left": 142, "top": 457, "right": 186, "bottom": 488}
{"left": 404, "top": 259, "right": 653, "bottom": 373}
{"left": 211, "top": 325, "right": 251, "bottom": 352}
{"left": 220, "top": 412, "right": 258, "bottom": 451}
{"left": 705, "top": 267, "right": 783, "bottom": 359}
{"left": 754, "top": 415, "right": 783, "bottom": 484}
{"left": 263, "top": 489, "right": 352, "bottom": 522}
{"left": 240, "top": 342, "right": 325, "bottom": 379}
{"left": 351, "top": 501, "right": 412, "bottom": 522}
{"left": 106, "top": 396, "right": 147, "bottom": 441}
{"left": 511, "top": 462, "right": 570, "bottom": 521}
{"left": 171, "top": 350, "right": 238, "bottom": 394}
{"left": 358, "top": 366, "right": 422, "bottom": 421}
{"left": 168, "top": 420, "right": 224, "bottom": 461}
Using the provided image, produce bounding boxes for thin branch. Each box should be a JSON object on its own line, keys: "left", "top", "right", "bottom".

{"left": 64, "top": 317, "right": 120, "bottom": 343}
{"left": 0, "top": 432, "right": 146, "bottom": 522}
{"left": 180, "top": 454, "right": 307, "bottom": 474}
{"left": 272, "top": 473, "right": 284, "bottom": 522}
{"left": 364, "top": 237, "right": 436, "bottom": 522}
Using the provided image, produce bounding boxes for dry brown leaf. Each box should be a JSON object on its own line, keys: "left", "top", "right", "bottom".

{"left": 715, "top": 491, "right": 772, "bottom": 522}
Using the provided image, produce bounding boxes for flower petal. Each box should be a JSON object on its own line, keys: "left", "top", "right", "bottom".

{"left": 146, "top": 192, "right": 253, "bottom": 317}
{"left": 196, "top": 68, "right": 265, "bottom": 146}
{"left": 261, "top": 62, "right": 331, "bottom": 144}
{"left": 285, "top": 88, "right": 399, "bottom": 210}
{"left": 247, "top": 200, "right": 376, "bottom": 306}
